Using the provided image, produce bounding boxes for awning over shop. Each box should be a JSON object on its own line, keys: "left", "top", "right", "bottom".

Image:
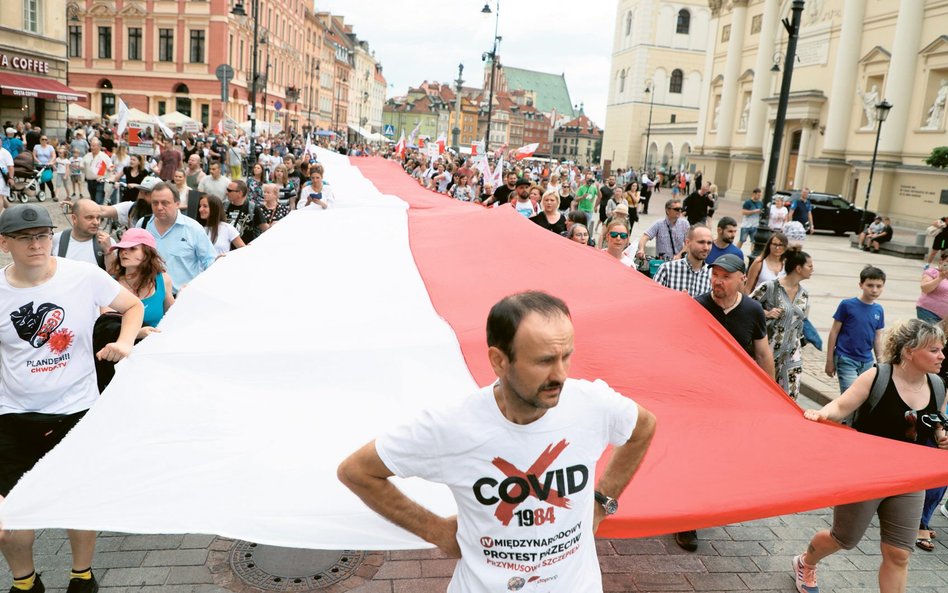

{"left": 0, "top": 72, "right": 84, "bottom": 102}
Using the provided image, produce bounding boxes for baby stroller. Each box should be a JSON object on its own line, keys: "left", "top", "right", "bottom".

{"left": 8, "top": 152, "right": 50, "bottom": 203}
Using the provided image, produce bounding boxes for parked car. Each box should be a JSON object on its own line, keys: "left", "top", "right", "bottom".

{"left": 774, "top": 190, "right": 875, "bottom": 235}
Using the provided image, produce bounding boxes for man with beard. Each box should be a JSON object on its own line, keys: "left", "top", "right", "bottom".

{"left": 683, "top": 181, "right": 713, "bottom": 227}
{"left": 706, "top": 217, "right": 743, "bottom": 265}
{"left": 338, "top": 291, "right": 656, "bottom": 593}
{"left": 51, "top": 198, "right": 113, "bottom": 270}
{"left": 653, "top": 225, "right": 712, "bottom": 297}
{"left": 483, "top": 171, "right": 518, "bottom": 207}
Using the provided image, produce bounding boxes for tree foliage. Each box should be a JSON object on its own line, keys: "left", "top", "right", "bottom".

{"left": 925, "top": 146, "right": 948, "bottom": 169}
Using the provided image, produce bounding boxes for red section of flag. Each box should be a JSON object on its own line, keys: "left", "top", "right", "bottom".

{"left": 349, "top": 156, "right": 948, "bottom": 538}
{"left": 96, "top": 159, "right": 108, "bottom": 177}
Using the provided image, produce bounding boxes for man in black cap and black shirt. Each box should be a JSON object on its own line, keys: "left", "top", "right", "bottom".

{"left": 675, "top": 253, "right": 774, "bottom": 553}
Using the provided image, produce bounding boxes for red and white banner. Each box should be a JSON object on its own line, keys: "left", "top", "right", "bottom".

{"left": 1, "top": 149, "right": 947, "bottom": 549}
{"left": 513, "top": 142, "right": 539, "bottom": 160}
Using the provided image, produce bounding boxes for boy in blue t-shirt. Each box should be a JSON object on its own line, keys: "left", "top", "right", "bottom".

{"left": 825, "top": 266, "right": 886, "bottom": 393}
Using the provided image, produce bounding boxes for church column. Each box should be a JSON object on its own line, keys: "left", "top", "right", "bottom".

{"left": 822, "top": 0, "right": 866, "bottom": 154}
{"left": 714, "top": 0, "right": 749, "bottom": 148}
{"left": 877, "top": 1, "right": 923, "bottom": 156}
{"left": 695, "top": 7, "right": 721, "bottom": 153}
{"left": 793, "top": 123, "right": 813, "bottom": 189}
{"left": 744, "top": 0, "right": 778, "bottom": 149}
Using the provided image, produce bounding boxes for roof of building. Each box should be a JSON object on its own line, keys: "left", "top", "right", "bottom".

{"left": 500, "top": 65, "right": 574, "bottom": 116}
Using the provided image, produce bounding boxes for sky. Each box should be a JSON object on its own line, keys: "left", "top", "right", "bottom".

{"left": 313, "top": 0, "right": 615, "bottom": 126}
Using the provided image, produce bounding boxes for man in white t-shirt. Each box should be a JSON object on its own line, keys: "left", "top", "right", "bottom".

{"left": 339, "top": 291, "right": 657, "bottom": 593}
{"left": 0, "top": 204, "right": 143, "bottom": 593}
{"left": 51, "top": 198, "right": 113, "bottom": 270}
{"left": 81, "top": 138, "right": 112, "bottom": 204}
{"left": 197, "top": 161, "right": 231, "bottom": 200}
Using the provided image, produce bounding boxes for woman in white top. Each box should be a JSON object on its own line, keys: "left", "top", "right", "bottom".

{"left": 32, "top": 134, "right": 56, "bottom": 199}
{"left": 111, "top": 143, "right": 130, "bottom": 171}
{"left": 745, "top": 231, "right": 788, "bottom": 293}
{"left": 197, "top": 193, "right": 245, "bottom": 255}
{"left": 768, "top": 196, "right": 789, "bottom": 231}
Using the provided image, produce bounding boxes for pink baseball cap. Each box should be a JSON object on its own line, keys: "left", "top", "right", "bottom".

{"left": 109, "top": 228, "right": 157, "bottom": 253}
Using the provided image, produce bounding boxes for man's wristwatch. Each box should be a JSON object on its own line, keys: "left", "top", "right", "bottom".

{"left": 594, "top": 491, "right": 618, "bottom": 515}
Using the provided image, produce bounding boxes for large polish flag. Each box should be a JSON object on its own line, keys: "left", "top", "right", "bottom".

{"left": 1, "top": 149, "right": 947, "bottom": 549}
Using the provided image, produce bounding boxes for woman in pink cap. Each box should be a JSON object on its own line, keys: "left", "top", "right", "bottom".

{"left": 108, "top": 228, "right": 174, "bottom": 336}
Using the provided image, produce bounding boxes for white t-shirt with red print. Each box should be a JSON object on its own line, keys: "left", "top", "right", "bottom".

{"left": 0, "top": 257, "right": 121, "bottom": 415}
{"left": 377, "top": 378, "right": 639, "bottom": 593}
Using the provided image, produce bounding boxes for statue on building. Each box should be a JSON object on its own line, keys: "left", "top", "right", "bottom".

{"left": 857, "top": 85, "right": 879, "bottom": 130}
{"left": 712, "top": 101, "right": 721, "bottom": 129}
{"left": 739, "top": 98, "right": 751, "bottom": 130}
{"left": 923, "top": 80, "right": 948, "bottom": 130}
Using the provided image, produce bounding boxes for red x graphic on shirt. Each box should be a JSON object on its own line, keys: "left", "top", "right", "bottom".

{"left": 491, "top": 439, "right": 571, "bottom": 526}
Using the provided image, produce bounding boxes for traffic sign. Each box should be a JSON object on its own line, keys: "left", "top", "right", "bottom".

{"left": 383, "top": 124, "right": 395, "bottom": 137}
{"left": 215, "top": 64, "right": 234, "bottom": 82}
{"left": 274, "top": 100, "right": 283, "bottom": 112}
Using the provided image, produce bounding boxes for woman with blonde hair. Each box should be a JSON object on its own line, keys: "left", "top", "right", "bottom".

{"left": 271, "top": 163, "right": 298, "bottom": 207}
{"left": 797, "top": 319, "right": 947, "bottom": 593}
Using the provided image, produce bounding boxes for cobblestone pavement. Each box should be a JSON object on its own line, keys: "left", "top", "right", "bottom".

{"left": 1, "top": 194, "right": 942, "bottom": 592}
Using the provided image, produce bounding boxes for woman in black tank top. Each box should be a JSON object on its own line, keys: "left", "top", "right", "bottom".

{"left": 794, "top": 319, "right": 947, "bottom": 593}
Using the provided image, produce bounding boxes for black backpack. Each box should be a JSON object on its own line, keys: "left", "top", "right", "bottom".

{"left": 851, "top": 363, "right": 946, "bottom": 425}
{"left": 57, "top": 230, "right": 106, "bottom": 270}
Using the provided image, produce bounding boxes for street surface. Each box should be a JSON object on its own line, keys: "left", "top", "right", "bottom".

{"left": 0, "top": 192, "right": 942, "bottom": 593}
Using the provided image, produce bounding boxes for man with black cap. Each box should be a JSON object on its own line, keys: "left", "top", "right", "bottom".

{"left": 0, "top": 204, "right": 144, "bottom": 593}
{"left": 669, "top": 253, "right": 774, "bottom": 553}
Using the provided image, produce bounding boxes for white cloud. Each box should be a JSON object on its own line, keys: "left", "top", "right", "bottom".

{"left": 312, "top": 0, "right": 615, "bottom": 125}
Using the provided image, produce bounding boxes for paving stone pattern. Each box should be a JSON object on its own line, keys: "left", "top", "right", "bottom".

{"left": 3, "top": 497, "right": 948, "bottom": 593}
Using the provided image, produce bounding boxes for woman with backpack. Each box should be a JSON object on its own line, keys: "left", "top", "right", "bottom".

{"left": 795, "top": 319, "right": 947, "bottom": 593}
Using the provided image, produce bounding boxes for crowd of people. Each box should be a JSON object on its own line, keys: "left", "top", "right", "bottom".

{"left": 388, "top": 145, "right": 948, "bottom": 593}
{"left": 0, "top": 115, "right": 945, "bottom": 593}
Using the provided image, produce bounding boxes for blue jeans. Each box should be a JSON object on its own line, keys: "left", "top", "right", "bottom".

{"left": 835, "top": 353, "right": 874, "bottom": 394}
{"left": 739, "top": 227, "right": 757, "bottom": 244}
{"left": 921, "top": 484, "right": 947, "bottom": 529}
{"left": 917, "top": 306, "right": 942, "bottom": 324}
{"left": 86, "top": 179, "right": 105, "bottom": 205}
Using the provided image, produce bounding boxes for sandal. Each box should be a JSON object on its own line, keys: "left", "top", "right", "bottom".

{"left": 916, "top": 533, "right": 935, "bottom": 552}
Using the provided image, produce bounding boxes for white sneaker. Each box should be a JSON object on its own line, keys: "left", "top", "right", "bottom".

{"left": 940, "top": 501, "right": 948, "bottom": 521}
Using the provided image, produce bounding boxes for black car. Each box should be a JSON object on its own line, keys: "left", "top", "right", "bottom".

{"left": 774, "top": 190, "right": 875, "bottom": 235}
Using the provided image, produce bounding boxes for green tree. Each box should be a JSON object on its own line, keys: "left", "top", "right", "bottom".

{"left": 925, "top": 146, "right": 948, "bottom": 169}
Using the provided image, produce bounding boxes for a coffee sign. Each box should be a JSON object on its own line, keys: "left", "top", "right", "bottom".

{"left": 0, "top": 54, "right": 51, "bottom": 74}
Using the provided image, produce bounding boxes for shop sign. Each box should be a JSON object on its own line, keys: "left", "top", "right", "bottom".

{"left": 0, "top": 54, "right": 51, "bottom": 74}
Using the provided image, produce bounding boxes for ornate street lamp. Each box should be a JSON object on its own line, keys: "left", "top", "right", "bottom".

{"left": 231, "top": 0, "right": 260, "bottom": 163}
{"left": 861, "top": 99, "right": 893, "bottom": 230}
{"left": 481, "top": 1, "right": 500, "bottom": 153}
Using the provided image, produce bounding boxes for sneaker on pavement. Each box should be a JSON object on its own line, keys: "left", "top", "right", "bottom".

{"left": 8, "top": 575, "right": 44, "bottom": 593}
{"left": 65, "top": 574, "right": 97, "bottom": 593}
{"left": 792, "top": 554, "right": 818, "bottom": 593}
{"left": 940, "top": 501, "right": 948, "bottom": 521}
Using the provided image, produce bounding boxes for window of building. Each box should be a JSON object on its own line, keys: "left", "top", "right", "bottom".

{"left": 23, "top": 0, "right": 41, "bottom": 33}
{"left": 669, "top": 69, "right": 683, "bottom": 94}
{"left": 68, "top": 26, "right": 82, "bottom": 57}
{"left": 157, "top": 100, "right": 166, "bottom": 116}
{"left": 722, "top": 24, "right": 731, "bottom": 42}
{"left": 128, "top": 27, "right": 142, "bottom": 61}
{"left": 159, "top": 28, "right": 174, "bottom": 62}
{"left": 98, "top": 27, "right": 112, "bottom": 59}
{"left": 190, "top": 30, "right": 205, "bottom": 63}
{"left": 676, "top": 9, "right": 691, "bottom": 34}
{"left": 751, "top": 14, "right": 762, "bottom": 34}
{"left": 101, "top": 93, "right": 115, "bottom": 118}
{"left": 201, "top": 104, "right": 210, "bottom": 127}
{"left": 239, "top": 40, "right": 244, "bottom": 71}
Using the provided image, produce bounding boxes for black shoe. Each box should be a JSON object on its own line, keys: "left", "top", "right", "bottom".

{"left": 9, "top": 575, "right": 44, "bottom": 593}
{"left": 65, "top": 574, "right": 97, "bottom": 593}
{"left": 675, "top": 530, "right": 698, "bottom": 552}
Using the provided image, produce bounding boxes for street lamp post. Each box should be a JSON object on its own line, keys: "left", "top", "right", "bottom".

{"left": 862, "top": 99, "right": 893, "bottom": 230}
{"left": 642, "top": 79, "right": 655, "bottom": 173}
{"left": 231, "top": 0, "right": 260, "bottom": 163}
{"left": 481, "top": 1, "right": 500, "bottom": 154}
{"left": 750, "top": 0, "right": 805, "bottom": 260}
{"left": 452, "top": 62, "right": 464, "bottom": 153}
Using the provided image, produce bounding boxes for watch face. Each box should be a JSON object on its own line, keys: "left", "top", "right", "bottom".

{"left": 605, "top": 499, "right": 619, "bottom": 515}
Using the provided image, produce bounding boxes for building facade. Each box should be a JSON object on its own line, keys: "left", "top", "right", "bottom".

{"left": 600, "top": 0, "right": 711, "bottom": 175}
{"left": 552, "top": 112, "right": 602, "bottom": 167}
{"left": 1, "top": 0, "right": 82, "bottom": 139}
{"left": 692, "top": 0, "right": 948, "bottom": 225}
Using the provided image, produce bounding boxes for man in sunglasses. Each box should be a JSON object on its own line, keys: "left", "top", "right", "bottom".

{"left": 634, "top": 198, "right": 690, "bottom": 261}
{"left": 0, "top": 204, "right": 143, "bottom": 593}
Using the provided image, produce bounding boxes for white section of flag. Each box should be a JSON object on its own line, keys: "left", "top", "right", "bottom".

{"left": 0, "top": 150, "right": 477, "bottom": 549}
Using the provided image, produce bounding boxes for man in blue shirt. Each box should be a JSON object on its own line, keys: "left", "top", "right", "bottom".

{"left": 3, "top": 128, "right": 23, "bottom": 158}
{"left": 136, "top": 182, "right": 216, "bottom": 294}
{"left": 706, "top": 217, "right": 744, "bottom": 265}
{"left": 788, "top": 188, "right": 814, "bottom": 234}
{"left": 825, "top": 266, "right": 886, "bottom": 394}
{"left": 737, "top": 188, "right": 763, "bottom": 249}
